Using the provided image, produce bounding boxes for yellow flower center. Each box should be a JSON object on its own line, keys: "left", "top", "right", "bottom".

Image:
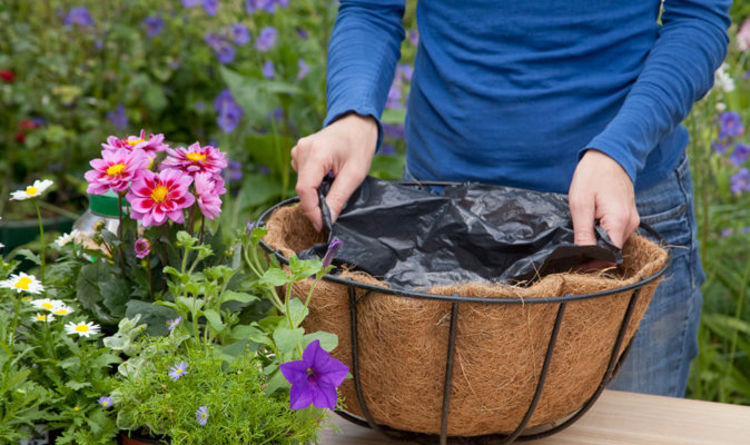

{"left": 15, "top": 277, "right": 32, "bottom": 290}
{"left": 75, "top": 325, "right": 90, "bottom": 333}
{"left": 25, "top": 186, "right": 38, "bottom": 196}
{"left": 36, "top": 315, "right": 48, "bottom": 321}
{"left": 74, "top": 406, "right": 80, "bottom": 411}
{"left": 175, "top": 368, "right": 183, "bottom": 374}
{"left": 106, "top": 163, "right": 126, "bottom": 176}
{"left": 151, "top": 185, "right": 169, "bottom": 203}
{"left": 55, "top": 309, "right": 69, "bottom": 315}
{"left": 41, "top": 302, "right": 54, "bottom": 310}
{"left": 186, "top": 152, "right": 206, "bottom": 163}
{"left": 127, "top": 138, "right": 145, "bottom": 146}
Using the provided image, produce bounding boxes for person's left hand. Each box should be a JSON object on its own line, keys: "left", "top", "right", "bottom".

{"left": 568, "top": 149, "right": 639, "bottom": 249}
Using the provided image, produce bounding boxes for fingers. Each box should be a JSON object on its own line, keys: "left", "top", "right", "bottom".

{"left": 293, "top": 139, "right": 328, "bottom": 232}
{"left": 570, "top": 191, "right": 598, "bottom": 246}
{"left": 599, "top": 206, "right": 639, "bottom": 249}
{"left": 325, "top": 163, "right": 368, "bottom": 224}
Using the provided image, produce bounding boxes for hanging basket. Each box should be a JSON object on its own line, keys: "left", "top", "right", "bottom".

{"left": 258, "top": 191, "right": 669, "bottom": 445}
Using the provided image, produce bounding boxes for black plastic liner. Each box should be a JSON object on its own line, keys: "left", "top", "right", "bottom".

{"left": 300, "top": 177, "right": 621, "bottom": 289}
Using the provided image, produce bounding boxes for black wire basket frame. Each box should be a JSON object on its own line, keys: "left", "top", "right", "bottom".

{"left": 257, "top": 182, "right": 671, "bottom": 445}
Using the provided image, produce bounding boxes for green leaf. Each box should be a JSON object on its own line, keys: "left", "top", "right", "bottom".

{"left": 264, "top": 369, "right": 290, "bottom": 396}
{"left": 273, "top": 327, "right": 304, "bottom": 355}
{"left": 289, "top": 255, "right": 322, "bottom": 282}
{"left": 175, "top": 231, "right": 198, "bottom": 248}
{"left": 260, "top": 268, "right": 289, "bottom": 287}
{"left": 303, "top": 331, "right": 339, "bottom": 352}
{"left": 124, "top": 300, "right": 177, "bottom": 336}
{"left": 231, "top": 325, "right": 272, "bottom": 345}
{"left": 65, "top": 380, "right": 91, "bottom": 391}
{"left": 203, "top": 309, "right": 225, "bottom": 333}
{"left": 250, "top": 227, "right": 268, "bottom": 246}
{"left": 287, "top": 298, "right": 309, "bottom": 325}
{"left": 239, "top": 174, "right": 283, "bottom": 208}
{"left": 176, "top": 296, "right": 204, "bottom": 313}
{"left": 15, "top": 249, "right": 41, "bottom": 266}
{"left": 100, "top": 278, "right": 131, "bottom": 319}
{"left": 221, "top": 290, "right": 259, "bottom": 304}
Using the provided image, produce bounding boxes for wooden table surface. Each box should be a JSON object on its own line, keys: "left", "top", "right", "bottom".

{"left": 318, "top": 390, "right": 750, "bottom": 444}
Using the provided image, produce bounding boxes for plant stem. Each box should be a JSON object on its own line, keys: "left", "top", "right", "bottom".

{"left": 34, "top": 200, "right": 45, "bottom": 281}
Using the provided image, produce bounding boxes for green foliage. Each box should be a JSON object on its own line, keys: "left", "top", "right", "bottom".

{"left": 114, "top": 336, "right": 322, "bottom": 445}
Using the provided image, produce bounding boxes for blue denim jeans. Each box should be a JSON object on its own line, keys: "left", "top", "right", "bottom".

{"left": 403, "top": 154, "right": 704, "bottom": 397}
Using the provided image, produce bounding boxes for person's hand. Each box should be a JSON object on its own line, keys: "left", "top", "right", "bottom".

{"left": 568, "top": 149, "right": 639, "bottom": 248}
{"left": 291, "top": 113, "right": 378, "bottom": 232}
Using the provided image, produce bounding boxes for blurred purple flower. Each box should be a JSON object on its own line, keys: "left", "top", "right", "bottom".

{"left": 95, "top": 39, "right": 104, "bottom": 49}
{"left": 730, "top": 168, "right": 750, "bottom": 194}
{"left": 258, "top": 164, "right": 270, "bottom": 175}
{"left": 202, "top": 0, "right": 218, "bottom": 15}
{"left": 397, "top": 64, "right": 414, "bottom": 82}
{"left": 256, "top": 26, "right": 277, "bottom": 52}
{"left": 196, "top": 406, "right": 209, "bottom": 426}
{"left": 167, "top": 316, "right": 182, "bottom": 332}
{"left": 712, "top": 140, "right": 729, "bottom": 154}
{"left": 297, "top": 59, "right": 310, "bottom": 80}
{"left": 272, "top": 107, "right": 284, "bottom": 122}
{"left": 98, "top": 396, "right": 113, "bottom": 408}
{"left": 280, "top": 340, "right": 348, "bottom": 410}
{"left": 134, "top": 238, "right": 151, "bottom": 259}
{"left": 246, "top": 0, "right": 276, "bottom": 13}
{"left": 731, "top": 143, "right": 749, "bottom": 166}
{"left": 408, "top": 29, "right": 419, "bottom": 46}
{"left": 204, "top": 32, "right": 222, "bottom": 48}
{"left": 168, "top": 362, "right": 189, "bottom": 381}
{"left": 721, "top": 228, "right": 733, "bottom": 237}
{"left": 383, "top": 123, "right": 405, "bottom": 139}
{"left": 262, "top": 60, "right": 275, "bottom": 79}
{"left": 743, "top": 70, "right": 750, "bottom": 80}
{"left": 386, "top": 80, "right": 402, "bottom": 110}
{"left": 296, "top": 27, "right": 308, "bottom": 40}
{"left": 214, "top": 40, "right": 235, "bottom": 64}
{"left": 215, "top": 89, "right": 244, "bottom": 133}
{"left": 182, "top": 0, "right": 199, "bottom": 7}
{"left": 64, "top": 7, "right": 95, "bottom": 27}
{"left": 381, "top": 144, "right": 397, "bottom": 156}
{"left": 225, "top": 160, "right": 243, "bottom": 183}
{"left": 231, "top": 24, "right": 251, "bottom": 45}
{"left": 107, "top": 105, "right": 128, "bottom": 130}
{"left": 143, "top": 15, "right": 164, "bottom": 38}
{"left": 718, "top": 111, "right": 745, "bottom": 139}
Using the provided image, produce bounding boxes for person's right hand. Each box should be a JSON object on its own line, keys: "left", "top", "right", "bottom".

{"left": 291, "top": 113, "right": 378, "bottom": 232}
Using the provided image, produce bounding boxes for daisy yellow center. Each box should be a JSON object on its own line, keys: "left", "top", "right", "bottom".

{"left": 75, "top": 325, "right": 90, "bottom": 333}
{"left": 127, "top": 138, "right": 145, "bottom": 146}
{"left": 175, "top": 368, "right": 184, "bottom": 374}
{"left": 74, "top": 406, "right": 80, "bottom": 411}
{"left": 186, "top": 152, "right": 206, "bottom": 163}
{"left": 106, "top": 163, "right": 126, "bottom": 176}
{"left": 200, "top": 413, "right": 207, "bottom": 419}
{"left": 151, "top": 185, "right": 169, "bottom": 203}
{"left": 55, "top": 309, "right": 69, "bottom": 315}
{"left": 36, "top": 315, "right": 48, "bottom": 321}
{"left": 41, "top": 302, "right": 55, "bottom": 309}
{"left": 15, "top": 277, "right": 32, "bottom": 290}
{"left": 25, "top": 186, "right": 38, "bottom": 196}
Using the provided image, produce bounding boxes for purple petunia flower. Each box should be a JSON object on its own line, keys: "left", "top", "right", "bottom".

{"left": 64, "top": 7, "right": 95, "bottom": 27}
{"left": 98, "top": 396, "right": 113, "bottom": 408}
{"left": 202, "top": 0, "right": 218, "bottom": 15}
{"left": 168, "top": 362, "right": 189, "bottom": 381}
{"left": 107, "top": 105, "right": 128, "bottom": 130}
{"left": 134, "top": 238, "right": 151, "bottom": 259}
{"left": 297, "top": 59, "right": 310, "bottom": 80}
{"left": 730, "top": 168, "right": 750, "bottom": 194}
{"left": 143, "top": 15, "right": 164, "bottom": 38}
{"left": 231, "top": 24, "right": 251, "bottom": 45}
{"left": 167, "top": 316, "right": 182, "bottom": 332}
{"left": 718, "top": 111, "right": 745, "bottom": 139}
{"left": 731, "top": 143, "right": 749, "bottom": 166}
{"left": 262, "top": 60, "right": 275, "bottom": 79}
{"left": 322, "top": 237, "right": 342, "bottom": 269}
{"left": 255, "top": 26, "right": 277, "bottom": 52}
{"left": 196, "top": 406, "right": 209, "bottom": 426}
{"left": 280, "top": 340, "right": 349, "bottom": 410}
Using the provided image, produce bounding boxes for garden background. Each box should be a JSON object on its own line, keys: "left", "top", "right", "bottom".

{"left": 1, "top": 0, "right": 749, "bottom": 408}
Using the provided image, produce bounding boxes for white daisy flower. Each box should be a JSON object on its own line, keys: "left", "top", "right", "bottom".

{"left": 55, "top": 229, "right": 81, "bottom": 248}
{"left": 9, "top": 179, "right": 54, "bottom": 201}
{"left": 0, "top": 272, "right": 45, "bottom": 294}
{"left": 31, "top": 313, "right": 55, "bottom": 323}
{"left": 64, "top": 321, "right": 101, "bottom": 338}
{"left": 51, "top": 304, "right": 74, "bottom": 317}
{"left": 31, "top": 298, "right": 65, "bottom": 312}
{"left": 714, "top": 63, "right": 735, "bottom": 94}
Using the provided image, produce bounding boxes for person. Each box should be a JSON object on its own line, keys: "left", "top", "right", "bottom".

{"left": 290, "top": 0, "right": 731, "bottom": 397}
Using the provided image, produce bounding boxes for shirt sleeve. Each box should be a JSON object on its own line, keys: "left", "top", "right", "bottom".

{"left": 323, "top": 0, "right": 406, "bottom": 150}
{"left": 583, "top": 0, "right": 731, "bottom": 184}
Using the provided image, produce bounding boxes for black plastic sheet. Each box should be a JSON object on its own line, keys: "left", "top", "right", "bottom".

{"left": 300, "top": 176, "right": 621, "bottom": 289}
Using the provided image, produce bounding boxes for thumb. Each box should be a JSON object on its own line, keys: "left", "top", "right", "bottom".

{"left": 570, "top": 194, "right": 598, "bottom": 246}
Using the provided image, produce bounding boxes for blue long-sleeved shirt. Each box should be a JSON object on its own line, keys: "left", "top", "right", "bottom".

{"left": 324, "top": 0, "right": 731, "bottom": 193}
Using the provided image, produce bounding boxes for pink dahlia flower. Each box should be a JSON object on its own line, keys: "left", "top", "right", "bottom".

{"left": 126, "top": 169, "right": 195, "bottom": 227}
{"left": 161, "top": 142, "right": 228, "bottom": 177}
{"left": 194, "top": 173, "right": 227, "bottom": 220}
{"left": 85, "top": 148, "right": 149, "bottom": 194}
{"left": 102, "top": 129, "right": 169, "bottom": 155}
